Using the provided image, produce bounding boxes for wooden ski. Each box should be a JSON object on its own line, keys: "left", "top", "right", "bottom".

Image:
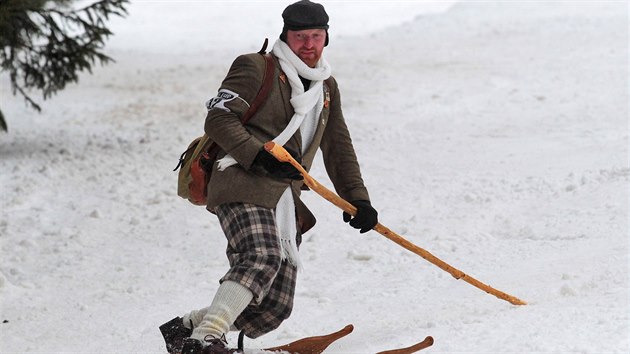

{"left": 264, "top": 324, "right": 354, "bottom": 353}
{"left": 376, "top": 336, "right": 434, "bottom": 354}
{"left": 261, "top": 325, "right": 432, "bottom": 354}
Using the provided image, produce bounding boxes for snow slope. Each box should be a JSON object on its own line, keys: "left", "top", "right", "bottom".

{"left": 1, "top": 1, "right": 628, "bottom": 353}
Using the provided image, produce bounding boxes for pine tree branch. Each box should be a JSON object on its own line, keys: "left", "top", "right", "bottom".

{"left": 0, "top": 0, "right": 129, "bottom": 131}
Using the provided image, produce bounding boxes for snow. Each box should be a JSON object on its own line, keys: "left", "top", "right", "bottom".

{"left": 1, "top": 1, "right": 628, "bottom": 353}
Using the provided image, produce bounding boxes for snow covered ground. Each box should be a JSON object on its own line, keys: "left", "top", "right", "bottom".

{"left": 1, "top": 1, "right": 628, "bottom": 353}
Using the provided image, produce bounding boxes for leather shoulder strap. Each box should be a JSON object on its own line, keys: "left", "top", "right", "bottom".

{"left": 193, "top": 45, "right": 275, "bottom": 162}
{"left": 240, "top": 53, "right": 275, "bottom": 124}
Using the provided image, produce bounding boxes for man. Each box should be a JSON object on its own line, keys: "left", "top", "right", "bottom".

{"left": 160, "top": 1, "right": 378, "bottom": 353}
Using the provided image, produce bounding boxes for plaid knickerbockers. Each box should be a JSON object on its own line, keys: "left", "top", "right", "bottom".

{"left": 215, "top": 202, "right": 302, "bottom": 339}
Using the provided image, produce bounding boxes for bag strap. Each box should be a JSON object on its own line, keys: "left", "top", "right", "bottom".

{"left": 173, "top": 40, "right": 276, "bottom": 173}
{"left": 241, "top": 42, "right": 275, "bottom": 124}
{"left": 203, "top": 42, "right": 275, "bottom": 158}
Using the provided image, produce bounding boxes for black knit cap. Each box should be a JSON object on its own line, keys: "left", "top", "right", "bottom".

{"left": 280, "top": 0, "right": 330, "bottom": 46}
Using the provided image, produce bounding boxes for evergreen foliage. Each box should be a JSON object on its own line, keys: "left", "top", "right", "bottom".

{"left": 0, "top": 0, "right": 128, "bottom": 131}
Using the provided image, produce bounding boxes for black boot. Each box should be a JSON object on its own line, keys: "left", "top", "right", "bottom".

{"left": 181, "top": 335, "right": 239, "bottom": 354}
{"left": 159, "top": 317, "right": 193, "bottom": 354}
{"left": 181, "top": 338, "right": 204, "bottom": 354}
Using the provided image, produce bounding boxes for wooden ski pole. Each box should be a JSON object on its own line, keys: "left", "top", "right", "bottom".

{"left": 264, "top": 142, "right": 527, "bottom": 306}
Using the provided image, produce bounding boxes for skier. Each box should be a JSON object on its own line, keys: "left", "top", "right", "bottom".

{"left": 161, "top": 1, "right": 378, "bottom": 352}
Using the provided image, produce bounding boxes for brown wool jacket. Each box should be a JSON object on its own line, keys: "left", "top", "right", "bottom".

{"left": 205, "top": 52, "right": 369, "bottom": 233}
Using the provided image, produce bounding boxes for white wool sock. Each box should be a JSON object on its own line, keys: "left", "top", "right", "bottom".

{"left": 189, "top": 281, "right": 253, "bottom": 341}
{"left": 182, "top": 308, "right": 206, "bottom": 329}
{"left": 183, "top": 308, "right": 239, "bottom": 332}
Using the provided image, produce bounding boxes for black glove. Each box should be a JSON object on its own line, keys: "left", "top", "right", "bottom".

{"left": 253, "top": 147, "right": 303, "bottom": 180}
{"left": 343, "top": 200, "right": 378, "bottom": 233}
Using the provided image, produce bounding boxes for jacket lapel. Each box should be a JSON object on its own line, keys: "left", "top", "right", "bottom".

{"left": 302, "top": 82, "right": 331, "bottom": 161}
{"left": 278, "top": 70, "right": 293, "bottom": 123}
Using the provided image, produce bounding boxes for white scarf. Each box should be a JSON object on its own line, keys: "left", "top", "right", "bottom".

{"left": 218, "top": 40, "right": 331, "bottom": 269}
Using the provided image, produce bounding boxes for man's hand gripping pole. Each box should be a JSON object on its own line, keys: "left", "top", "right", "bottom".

{"left": 264, "top": 142, "right": 527, "bottom": 306}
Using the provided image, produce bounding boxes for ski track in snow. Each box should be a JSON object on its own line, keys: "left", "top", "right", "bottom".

{"left": 1, "top": 2, "right": 628, "bottom": 353}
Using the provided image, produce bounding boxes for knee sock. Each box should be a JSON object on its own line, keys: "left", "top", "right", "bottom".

{"left": 182, "top": 308, "right": 207, "bottom": 330}
{"left": 187, "top": 281, "right": 253, "bottom": 342}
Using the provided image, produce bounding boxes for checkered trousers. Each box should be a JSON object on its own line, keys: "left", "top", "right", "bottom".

{"left": 215, "top": 202, "right": 301, "bottom": 339}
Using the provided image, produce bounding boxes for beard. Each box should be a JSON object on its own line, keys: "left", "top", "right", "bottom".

{"left": 298, "top": 49, "right": 322, "bottom": 68}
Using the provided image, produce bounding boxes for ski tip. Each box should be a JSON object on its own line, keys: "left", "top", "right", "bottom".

{"left": 375, "top": 335, "right": 434, "bottom": 354}
{"left": 263, "top": 324, "right": 355, "bottom": 353}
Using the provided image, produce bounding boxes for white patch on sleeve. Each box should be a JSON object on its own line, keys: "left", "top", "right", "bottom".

{"left": 206, "top": 89, "right": 239, "bottom": 112}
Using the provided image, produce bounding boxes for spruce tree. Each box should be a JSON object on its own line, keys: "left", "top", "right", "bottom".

{"left": 0, "top": 0, "right": 128, "bottom": 131}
